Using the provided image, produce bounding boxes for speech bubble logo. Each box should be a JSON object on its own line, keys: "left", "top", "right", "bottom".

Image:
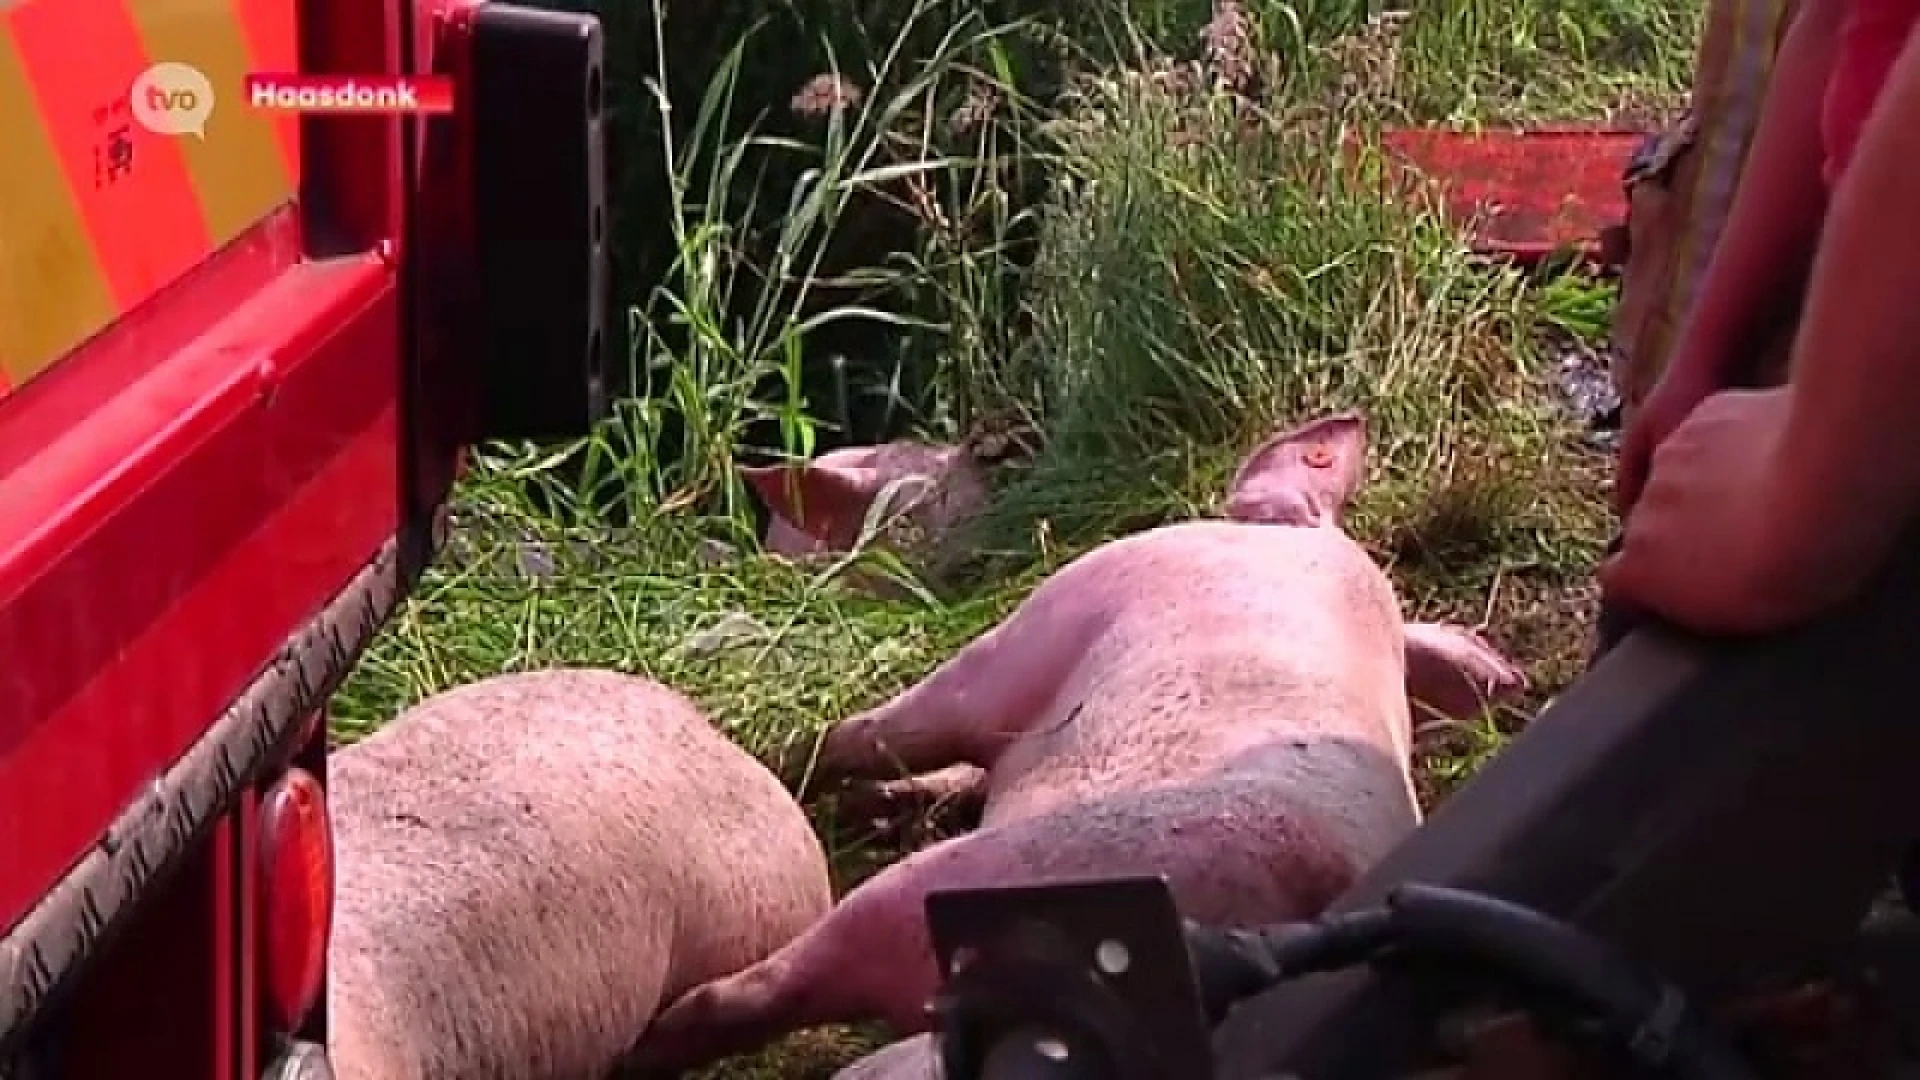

{"left": 130, "top": 62, "right": 216, "bottom": 138}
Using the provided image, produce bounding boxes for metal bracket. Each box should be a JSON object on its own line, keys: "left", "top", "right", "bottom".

{"left": 927, "top": 876, "right": 1213, "bottom": 1080}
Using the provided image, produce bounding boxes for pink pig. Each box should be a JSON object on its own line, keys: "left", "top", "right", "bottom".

{"left": 742, "top": 441, "right": 991, "bottom": 558}
{"left": 326, "top": 669, "right": 833, "bottom": 1080}
{"left": 628, "top": 413, "right": 1527, "bottom": 1076}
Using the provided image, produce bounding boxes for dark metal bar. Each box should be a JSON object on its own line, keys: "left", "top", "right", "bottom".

{"left": 1214, "top": 536, "right": 1920, "bottom": 1078}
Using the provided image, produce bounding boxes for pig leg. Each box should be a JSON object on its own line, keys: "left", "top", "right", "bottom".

{"left": 624, "top": 836, "right": 972, "bottom": 1075}
{"left": 1403, "top": 621, "right": 1528, "bottom": 727}
{"left": 812, "top": 596, "right": 1092, "bottom": 788}
{"left": 625, "top": 783, "right": 1351, "bottom": 1077}
{"left": 835, "top": 764, "right": 991, "bottom": 828}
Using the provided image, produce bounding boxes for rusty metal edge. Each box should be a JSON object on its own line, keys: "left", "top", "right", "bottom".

{"left": 0, "top": 530, "right": 415, "bottom": 1058}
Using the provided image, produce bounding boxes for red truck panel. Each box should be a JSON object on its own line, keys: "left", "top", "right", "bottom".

{"left": 0, "top": 221, "right": 404, "bottom": 938}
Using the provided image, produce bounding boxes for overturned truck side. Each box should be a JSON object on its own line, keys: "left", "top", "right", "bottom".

{"left": 0, "top": 0, "right": 609, "bottom": 1073}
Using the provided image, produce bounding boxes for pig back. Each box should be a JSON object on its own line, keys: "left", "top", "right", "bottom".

{"left": 328, "top": 668, "right": 831, "bottom": 1080}
{"left": 984, "top": 522, "right": 1414, "bottom": 850}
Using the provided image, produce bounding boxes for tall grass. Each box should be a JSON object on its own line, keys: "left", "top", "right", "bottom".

{"left": 936, "top": 10, "right": 1604, "bottom": 581}
{"left": 337, "top": 0, "right": 1641, "bottom": 781}
{"left": 473, "top": 0, "right": 1043, "bottom": 529}
{"left": 334, "top": 0, "right": 1056, "bottom": 746}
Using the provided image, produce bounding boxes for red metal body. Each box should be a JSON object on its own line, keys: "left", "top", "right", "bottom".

{"left": 0, "top": 217, "right": 403, "bottom": 936}
{"left": 1, "top": 0, "right": 603, "bottom": 1064}
{"left": 0, "top": 0, "right": 468, "bottom": 1072}
{"left": 1379, "top": 127, "right": 1644, "bottom": 268}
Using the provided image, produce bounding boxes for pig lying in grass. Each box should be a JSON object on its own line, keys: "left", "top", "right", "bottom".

{"left": 627, "top": 413, "right": 1526, "bottom": 1076}
{"left": 327, "top": 668, "right": 833, "bottom": 1080}
{"left": 743, "top": 440, "right": 992, "bottom": 559}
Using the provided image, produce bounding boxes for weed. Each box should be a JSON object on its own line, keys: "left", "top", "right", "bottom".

{"left": 1535, "top": 269, "right": 1620, "bottom": 343}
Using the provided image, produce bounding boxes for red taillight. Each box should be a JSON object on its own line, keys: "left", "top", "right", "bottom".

{"left": 258, "top": 767, "right": 335, "bottom": 1033}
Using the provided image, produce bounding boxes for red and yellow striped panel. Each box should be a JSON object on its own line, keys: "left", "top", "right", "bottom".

{"left": 0, "top": 0, "right": 300, "bottom": 400}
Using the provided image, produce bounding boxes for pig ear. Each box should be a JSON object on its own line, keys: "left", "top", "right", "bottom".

{"left": 1224, "top": 412, "right": 1368, "bottom": 526}
{"left": 741, "top": 461, "right": 880, "bottom": 540}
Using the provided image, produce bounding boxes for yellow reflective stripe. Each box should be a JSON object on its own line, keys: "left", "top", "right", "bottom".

{"left": 0, "top": 27, "right": 118, "bottom": 386}
{"left": 126, "top": 0, "right": 293, "bottom": 249}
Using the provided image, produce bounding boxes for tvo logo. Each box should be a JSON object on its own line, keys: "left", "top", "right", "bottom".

{"left": 131, "top": 62, "right": 216, "bottom": 138}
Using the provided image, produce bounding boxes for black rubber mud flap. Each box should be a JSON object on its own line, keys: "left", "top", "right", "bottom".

{"left": 1213, "top": 533, "right": 1920, "bottom": 1078}
{"left": 469, "top": 3, "right": 609, "bottom": 440}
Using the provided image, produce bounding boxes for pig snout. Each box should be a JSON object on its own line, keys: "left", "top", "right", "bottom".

{"left": 744, "top": 441, "right": 989, "bottom": 558}
{"left": 326, "top": 668, "right": 832, "bottom": 1080}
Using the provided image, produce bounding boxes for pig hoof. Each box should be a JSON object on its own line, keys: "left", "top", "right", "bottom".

{"left": 833, "top": 767, "right": 988, "bottom": 840}
{"left": 1404, "top": 622, "right": 1528, "bottom": 725}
